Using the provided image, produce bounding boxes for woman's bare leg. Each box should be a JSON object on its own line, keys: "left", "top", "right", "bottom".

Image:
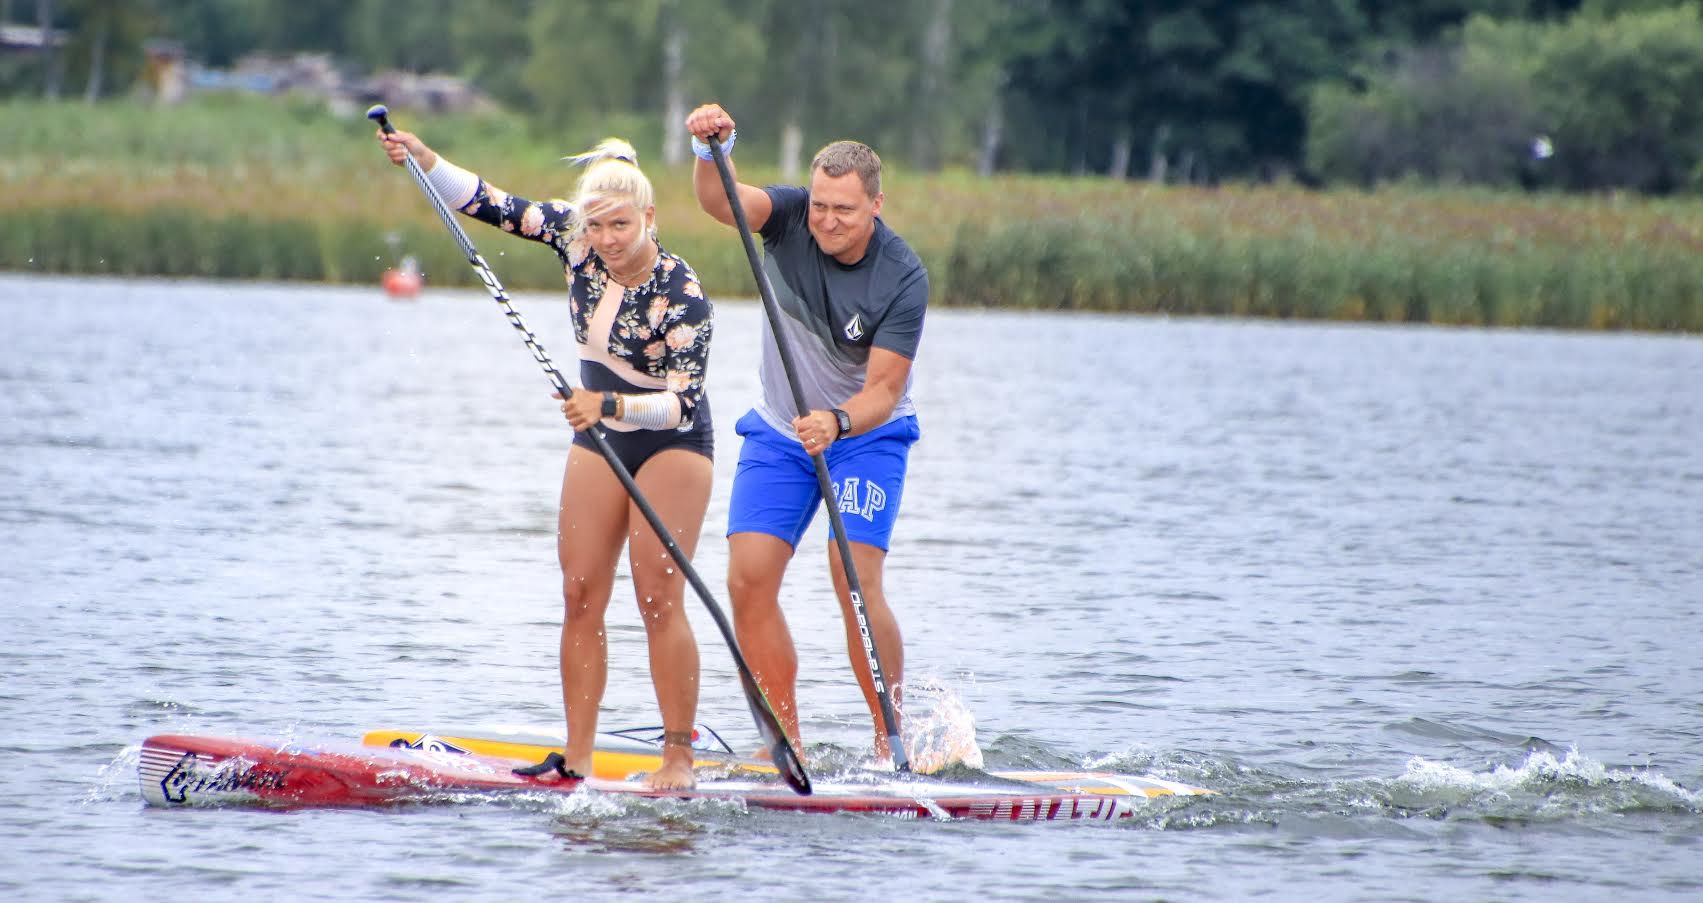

{"left": 626, "top": 449, "right": 713, "bottom": 790}
{"left": 556, "top": 444, "right": 630, "bottom": 778}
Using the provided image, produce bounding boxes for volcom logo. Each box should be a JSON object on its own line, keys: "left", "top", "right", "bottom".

{"left": 843, "top": 313, "right": 864, "bottom": 341}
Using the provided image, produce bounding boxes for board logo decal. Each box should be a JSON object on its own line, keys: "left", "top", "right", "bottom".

{"left": 389, "top": 734, "right": 470, "bottom": 755}
{"left": 158, "top": 751, "right": 289, "bottom": 803}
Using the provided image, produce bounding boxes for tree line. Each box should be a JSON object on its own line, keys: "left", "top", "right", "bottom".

{"left": 7, "top": 0, "right": 1703, "bottom": 193}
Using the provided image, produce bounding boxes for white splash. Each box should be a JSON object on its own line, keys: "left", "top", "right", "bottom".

{"left": 1395, "top": 746, "right": 1701, "bottom": 809}
{"left": 900, "top": 677, "right": 985, "bottom": 774}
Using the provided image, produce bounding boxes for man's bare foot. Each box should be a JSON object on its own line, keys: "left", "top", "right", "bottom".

{"left": 873, "top": 734, "right": 895, "bottom": 768}
{"left": 748, "top": 732, "right": 808, "bottom": 763}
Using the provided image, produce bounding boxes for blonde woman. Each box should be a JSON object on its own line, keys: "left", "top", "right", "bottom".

{"left": 379, "top": 128, "right": 713, "bottom": 790}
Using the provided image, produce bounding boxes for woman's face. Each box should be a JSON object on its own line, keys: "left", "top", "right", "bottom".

{"left": 583, "top": 199, "right": 654, "bottom": 268}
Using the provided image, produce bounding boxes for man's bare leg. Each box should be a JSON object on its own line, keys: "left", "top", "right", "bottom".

{"left": 728, "top": 531, "right": 801, "bottom": 747}
{"left": 828, "top": 540, "right": 904, "bottom": 760}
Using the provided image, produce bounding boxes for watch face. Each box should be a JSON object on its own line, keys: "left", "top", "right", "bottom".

{"left": 835, "top": 409, "right": 852, "bottom": 435}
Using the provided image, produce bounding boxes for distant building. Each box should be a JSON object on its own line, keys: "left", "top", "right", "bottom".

{"left": 0, "top": 23, "right": 65, "bottom": 53}
{"left": 346, "top": 69, "right": 499, "bottom": 117}
{"left": 163, "top": 50, "right": 496, "bottom": 116}
{"left": 188, "top": 52, "right": 343, "bottom": 98}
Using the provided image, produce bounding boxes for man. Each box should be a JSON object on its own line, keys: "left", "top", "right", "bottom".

{"left": 686, "top": 103, "right": 927, "bottom": 761}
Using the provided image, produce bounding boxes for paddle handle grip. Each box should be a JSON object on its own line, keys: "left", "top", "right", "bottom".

{"left": 367, "top": 104, "right": 396, "bottom": 134}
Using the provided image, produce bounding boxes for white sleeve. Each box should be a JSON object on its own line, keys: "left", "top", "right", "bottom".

{"left": 613, "top": 392, "right": 684, "bottom": 430}
{"left": 424, "top": 156, "right": 480, "bottom": 209}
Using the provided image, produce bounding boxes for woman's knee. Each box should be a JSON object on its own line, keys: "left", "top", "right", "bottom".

{"left": 561, "top": 573, "right": 611, "bottom": 621}
{"left": 628, "top": 576, "right": 679, "bottom": 610}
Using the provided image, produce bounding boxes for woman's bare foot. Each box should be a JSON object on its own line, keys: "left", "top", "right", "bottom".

{"left": 642, "top": 743, "right": 696, "bottom": 791}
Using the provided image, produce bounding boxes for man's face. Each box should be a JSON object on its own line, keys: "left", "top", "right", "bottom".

{"left": 806, "top": 169, "right": 883, "bottom": 264}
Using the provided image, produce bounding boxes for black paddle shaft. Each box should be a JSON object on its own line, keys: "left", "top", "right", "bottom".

{"left": 367, "top": 105, "right": 810, "bottom": 795}
{"left": 706, "top": 135, "right": 909, "bottom": 772}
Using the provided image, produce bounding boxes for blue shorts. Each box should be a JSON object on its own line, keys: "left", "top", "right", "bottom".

{"left": 726, "top": 409, "right": 921, "bottom": 551}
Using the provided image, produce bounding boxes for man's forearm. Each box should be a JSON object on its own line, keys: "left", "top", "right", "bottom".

{"left": 693, "top": 159, "right": 736, "bottom": 227}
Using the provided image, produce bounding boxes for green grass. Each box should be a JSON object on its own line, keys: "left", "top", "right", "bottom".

{"left": 3, "top": 96, "right": 1700, "bottom": 331}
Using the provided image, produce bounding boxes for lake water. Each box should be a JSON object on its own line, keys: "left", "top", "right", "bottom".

{"left": 3, "top": 274, "right": 1700, "bottom": 901}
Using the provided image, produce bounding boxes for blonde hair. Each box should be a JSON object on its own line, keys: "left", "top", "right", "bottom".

{"left": 811, "top": 140, "right": 882, "bottom": 198}
{"left": 563, "top": 138, "right": 655, "bottom": 236}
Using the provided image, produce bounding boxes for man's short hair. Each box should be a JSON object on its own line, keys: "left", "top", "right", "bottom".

{"left": 811, "top": 140, "right": 882, "bottom": 198}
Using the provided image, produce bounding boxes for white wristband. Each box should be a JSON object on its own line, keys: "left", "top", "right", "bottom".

{"left": 691, "top": 129, "right": 736, "bottom": 162}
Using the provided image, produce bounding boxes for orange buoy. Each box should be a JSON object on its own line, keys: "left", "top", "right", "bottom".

{"left": 382, "top": 255, "right": 422, "bottom": 298}
{"left": 382, "top": 268, "right": 422, "bottom": 298}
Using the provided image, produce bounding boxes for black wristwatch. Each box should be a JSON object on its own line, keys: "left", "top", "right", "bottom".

{"left": 601, "top": 392, "right": 618, "bottom": 417}
{"left": 831, "top": 408, "right": 853, "bottom": 438}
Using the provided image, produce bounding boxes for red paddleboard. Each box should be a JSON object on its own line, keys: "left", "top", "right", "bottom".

{"left": 139, "top": 734, "right": 1152, "bottom": 821}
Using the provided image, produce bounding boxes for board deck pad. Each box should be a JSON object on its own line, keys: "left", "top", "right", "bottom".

{"left": 360, "top": 725, "right": 1211, "bottom": 799}
{"left": 138, "top": 733, "right": 1203, "bottom": 822}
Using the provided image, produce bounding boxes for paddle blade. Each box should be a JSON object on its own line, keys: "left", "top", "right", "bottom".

{"left": 739, "top": 671, "right": 811, "bottom": 795}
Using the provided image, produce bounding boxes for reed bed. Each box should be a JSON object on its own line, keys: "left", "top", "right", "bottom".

{"left": 3, "top": 98, "right": 1699, "bottom": 331}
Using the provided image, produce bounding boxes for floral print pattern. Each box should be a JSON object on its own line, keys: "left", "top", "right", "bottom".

{"left": 458, "top": 176, "right": 713, "bottom": 427}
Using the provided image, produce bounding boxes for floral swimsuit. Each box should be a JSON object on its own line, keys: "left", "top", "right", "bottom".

{"left": 456, "top": 175, "right": 715, "bottom": 468}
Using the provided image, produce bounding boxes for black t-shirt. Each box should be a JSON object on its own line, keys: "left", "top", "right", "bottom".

{"left": 751, "top": 184, "right": 928, "bottom": 426}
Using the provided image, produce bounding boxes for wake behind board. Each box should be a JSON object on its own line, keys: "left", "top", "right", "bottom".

{"left": 362, "top": 725, "right": 1211, "bottom": 799}
{"left": 139, "top": 733, "right": 1158, "bottom": 821}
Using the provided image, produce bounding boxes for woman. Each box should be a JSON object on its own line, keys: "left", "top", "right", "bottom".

{"left": 379, "top": 128, "right": 713, "bottom": 790}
